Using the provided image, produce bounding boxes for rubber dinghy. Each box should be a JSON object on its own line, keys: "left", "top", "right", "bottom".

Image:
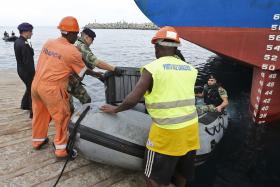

{"left": 69, "top": 103, "right": 228, "bottom": 170}
{"left": 2, "top": 36, "right": 18, "bottom": 42}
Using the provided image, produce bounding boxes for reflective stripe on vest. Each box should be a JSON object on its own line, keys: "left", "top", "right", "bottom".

{"left": 152, "top": 110, "right": 197, "bottom": 125}
{"left": 143, "top": 56, "right": 198, "bottom": 129}
{"left": 146, "top": 98, "right": 195, "bottom": 109}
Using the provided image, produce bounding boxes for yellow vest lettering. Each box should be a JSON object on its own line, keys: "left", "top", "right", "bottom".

{"left": 143, "top": 56, "right": 200, "bottom": 156}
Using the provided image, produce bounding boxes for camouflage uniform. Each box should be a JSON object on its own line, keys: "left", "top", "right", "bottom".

{"left": 68, "top": 37, "right": 99, "bottom": 113}
{"left": 196, "top": 85, "right": 228, "bottom": 115}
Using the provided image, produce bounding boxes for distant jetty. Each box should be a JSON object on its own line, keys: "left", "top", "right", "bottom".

{"left": 85, "top": 21, "right": 159, "bottom": 30}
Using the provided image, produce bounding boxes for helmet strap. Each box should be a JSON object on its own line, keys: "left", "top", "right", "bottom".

{"left": 61, "top": 31, "right": 68, "bottom": 35}
{"left": 157, "top": 39, "right": 181, "bottom": 47}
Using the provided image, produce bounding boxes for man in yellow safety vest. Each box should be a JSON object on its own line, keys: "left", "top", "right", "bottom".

{"left": 100, "top": 26, "right": 200, "bottom": 187}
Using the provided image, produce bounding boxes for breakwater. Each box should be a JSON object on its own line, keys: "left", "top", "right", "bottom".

{"left": 85, "top": 22, "right": 158, "bottom": 30}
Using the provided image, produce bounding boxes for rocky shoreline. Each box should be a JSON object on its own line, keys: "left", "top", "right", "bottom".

{"left": 85, "top": 21, "right": 159, "bottom": 30}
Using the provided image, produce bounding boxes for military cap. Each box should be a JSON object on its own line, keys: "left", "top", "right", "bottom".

{"left": 17, "top": 22, "right": 33, "bottom": 32}
{"left": 208, "top": 74, "right": 218, "bottom": 81}
{"left": 82, "top": 28, "right": 96, "bottom": 39}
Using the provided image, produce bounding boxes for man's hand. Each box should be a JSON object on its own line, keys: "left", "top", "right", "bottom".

{"left": 114, "top": 67, "right": 124, "bottom": 76}
{"left": 215, "top": 105, "right": 223, "bottom": 112}
{"left": 100, "top": 104, "right": 118, "bottom": 113}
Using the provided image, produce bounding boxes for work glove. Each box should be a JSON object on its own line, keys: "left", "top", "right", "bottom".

{"left": 114, "top": 67, "right": 124, "bottom": 76}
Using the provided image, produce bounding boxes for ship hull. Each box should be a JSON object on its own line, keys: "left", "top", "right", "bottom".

{"left": 135, "top": 0, "right": 280, "bottom": 69}
{"left": 174, "top": 27, "right": 279, "bottom": 68}
{"left": 134, "top": 0, "right": 280, "bottom": 124}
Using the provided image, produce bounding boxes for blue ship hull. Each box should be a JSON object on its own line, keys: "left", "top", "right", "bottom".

{"left": 135, "top": 0, "right": 280, "bottom": 28}
{"left": 135, "top": 0, "right": 280, "bottom": 124}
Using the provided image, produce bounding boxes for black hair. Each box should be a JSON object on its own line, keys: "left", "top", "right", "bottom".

{"left": 207, "top": 74, "right": 218, "bottom": 81}
{"left": 207, "top": 74, "right": 221, "bottom": 87}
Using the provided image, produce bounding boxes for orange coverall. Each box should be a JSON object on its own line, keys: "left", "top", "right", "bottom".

{"left": 32, "top": 37, "right": 87, "bottom": 157}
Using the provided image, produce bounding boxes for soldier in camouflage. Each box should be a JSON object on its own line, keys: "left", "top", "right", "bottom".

{"left": 196, "top": 74, "right": 229, "bottom": 115}
{"left": 68, "top": 28, "right": 123, "bottom": 113}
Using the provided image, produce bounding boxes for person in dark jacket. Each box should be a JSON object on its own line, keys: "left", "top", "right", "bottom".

{"left": 14, "top": 22, "right": 34, "bottom": 118}
{"left": 196, "top": 74, "right": 229, "bottom": 114}
{"left": 4, "top": 31, "right": 9, "bottom": 37}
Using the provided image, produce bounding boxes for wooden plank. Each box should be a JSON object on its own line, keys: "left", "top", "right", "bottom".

{"left": 0, "top": 70, "right": 143, "bottom": 186}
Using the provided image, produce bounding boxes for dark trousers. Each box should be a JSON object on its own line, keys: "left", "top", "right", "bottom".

{"left": 18, "top": 70, "right": 34, "bottom": 111}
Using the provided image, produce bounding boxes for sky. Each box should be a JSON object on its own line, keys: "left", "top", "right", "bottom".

{"left": 0, "top": 0, "right": 150, "bottom": 26}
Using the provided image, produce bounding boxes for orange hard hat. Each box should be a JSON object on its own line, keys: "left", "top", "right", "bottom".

{"left": 151, "top": 26, "right": 180, "bottom": 44}
{"left": 57, "top": 16, "right": 80, "bottom": 32}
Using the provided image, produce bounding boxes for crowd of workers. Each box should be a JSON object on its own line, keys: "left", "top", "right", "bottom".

{"left": 13, "top": 16, "right": 228, "bottom": 187}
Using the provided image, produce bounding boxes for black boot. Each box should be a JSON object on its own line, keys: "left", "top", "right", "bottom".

{"left": 29, "top": 110, "right": 33, "bottom": 118}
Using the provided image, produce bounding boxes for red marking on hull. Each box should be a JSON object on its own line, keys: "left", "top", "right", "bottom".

{"left": 250, "top": 68, "right": 280, "bottom": 124}
{"left": 173, "top": 27, "right": 280, "bottom": 124}
{"left": 175, "top": 27, "right": 280, "bottom": 70}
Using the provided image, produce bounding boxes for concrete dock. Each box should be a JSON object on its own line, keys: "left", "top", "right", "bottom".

{"left": 0, "top": 70, "right": 145, "bottom": 187}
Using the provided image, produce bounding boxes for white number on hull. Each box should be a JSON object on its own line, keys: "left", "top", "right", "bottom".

{"left": 262, "top": 64, "right": 275, "bottom": 71}
{"left": 273, "top": 14, "right": 280, "bottom": 20}
{"left": 268, "top": 35, "right": 280, "bottom": 41}
{"left": 266, "top": 45, "right": 280, "bottom": 51}
{"left": 264, "top": 54, "right": 278, "bottom": 61}
{"left": 252, "top": 14, "right": 280, "bottom": 124}
{"left": 262, "top": 98, "right": 271, "bottom": 104}
{"left": 271, "top": 25, "right": 280, "bottom": 30}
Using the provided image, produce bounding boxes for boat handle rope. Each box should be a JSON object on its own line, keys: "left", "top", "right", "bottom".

{"left": 205, "top": 115, "right": 225, "bottom": 136}
{"left": 53, "top": 105, "right": 91, "bottom": 187}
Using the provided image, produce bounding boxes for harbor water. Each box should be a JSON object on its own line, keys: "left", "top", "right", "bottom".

{"left": 0, "top": 27, "right": 279, "bottom": 187}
